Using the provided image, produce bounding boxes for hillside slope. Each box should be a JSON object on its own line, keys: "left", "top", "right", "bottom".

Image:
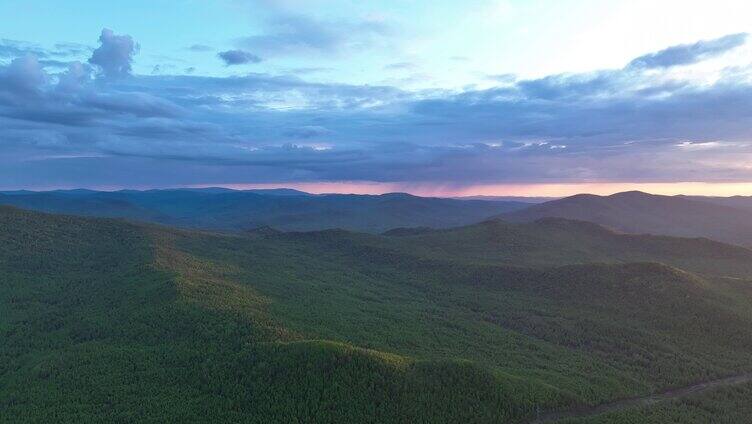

{"left": 370, "top": 217, "right": 752, "bottom": 277}
{"left": 0, "top": 206, "right": 545, "bottom": 423}
{"left": 682, "top": 194, "right": 752, "bottom": 212}
{"left": 4, "top": 207, "right": 752, "bottom": 422}
{"left": 502, "top": 191, "right": 752, "bottom": 246}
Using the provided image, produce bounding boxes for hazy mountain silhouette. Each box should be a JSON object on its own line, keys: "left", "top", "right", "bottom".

{"left": 502, "top": 191, "right": 752, "bottom": 246}
{"left": 0, "top": 188, "right": 527, "bottom": 233}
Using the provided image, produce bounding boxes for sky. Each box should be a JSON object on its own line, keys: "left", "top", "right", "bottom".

{"left": 2, "top": 0, "right": 752, "bottom": 196}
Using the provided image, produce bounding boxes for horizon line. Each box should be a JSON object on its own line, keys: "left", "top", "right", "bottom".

{"left": 5, "top": 181, "right": 752, "bottom": 198}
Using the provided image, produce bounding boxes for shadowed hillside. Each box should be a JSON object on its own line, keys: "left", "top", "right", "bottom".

{"left": 419, "top": 217, "right": 752, "bottom": 276}
{"left": 295, "top": 217, "right": 752, "bottom": 278}
{"left": 683, "top": 194, "right": 752, "bottom": 212}
{"left": 4, "top": 206, "right": 752, "bottom": 422}
{"left": 501, "top": 191, "right": 752, "bottom": 246}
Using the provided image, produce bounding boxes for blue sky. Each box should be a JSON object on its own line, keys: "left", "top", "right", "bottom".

{"left": 2, "top": 0, "right": 752, "bottom": 195}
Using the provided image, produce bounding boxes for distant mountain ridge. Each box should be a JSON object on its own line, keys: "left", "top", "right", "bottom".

{"left": 0, "top": 188, "right": 527, "bottom": 233}
{"left": 12, "top": 187, "right": 752, "bottom": 245}
{"left": 681, "top": 194, "right": 752, "bottom": 212}
{"left": 502, "top": 191, "right": 752, "bottom": 246}
{"left": 453, "top": 195, "right": 558, "bottom": 203}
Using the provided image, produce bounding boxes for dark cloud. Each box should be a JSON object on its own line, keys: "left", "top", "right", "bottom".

{"left": 88, "top": 29, "right": 139, "bottom": 79}
{"left": 628, "top": 32, "right": 748, "bottom": 69}
{"left": 218, "top": 49, "right": 262, "bottom": 65}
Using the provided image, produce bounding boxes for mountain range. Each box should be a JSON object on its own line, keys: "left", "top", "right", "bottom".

{"left": 502, "top": 190, "right": 752, "bottom": 246}
{"left": 0, "top": 188, "right": 526, "bottom": 233}
{"left": 6, "top": 189, "right": 752, "bottom": 248}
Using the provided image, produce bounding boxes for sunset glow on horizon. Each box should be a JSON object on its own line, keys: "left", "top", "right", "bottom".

{"left": 192, "top": 181, "right": 752, "bottom": 198}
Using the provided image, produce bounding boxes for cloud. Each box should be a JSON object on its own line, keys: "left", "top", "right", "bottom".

{"left": 238, "top": 13, "right": 392, "bottom": 57}
{"left": 3, "top": 30, "right": 752, "bottom": 188}
{"left": 0, "top": 39, "right": 92, "bottom": 64}
{"left": 384, "top": 62, "right": 416, "bottom": 71}
{"left": 675, "top": 141, "right": 735, "bottom": 151}
{"left": 81, "top": 92, "right": 183, "bottom": 118}
{"left": 218, "top": 49, "right": 262, "bottom": 65}
{"left": 0, "top": 39, "right": 48, "bottom": 58}
{"left": 53, "top": 42, "right": 93, "bottom": 57}
{"left": 289, "top": 66, "right": 333, "bottom": 74}
{"left": 485, "top": 73, "right": 516, "bottom": 83}
{"left": 88, "top": 28, "right": 139, "bottom": 79}
{"left": 283, "top": 125, "right": 333, "bottom": 139}
{"left": 0, "top": 55, "right": 47, "bottom": 94}
{"left": 56, "top": 61, "right": 92, "bottom": 92}
{"left": 188, "top": 44, "right": 213, "bottom": 52}
{"left": 628, "top": 33, "right": 748, "bottom": 69}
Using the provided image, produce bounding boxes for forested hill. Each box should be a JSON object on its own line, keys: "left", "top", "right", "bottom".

{"left": 0, "top": 188, "right": 527, "bottom": 233}
{"left": 370, "top": 217, "right": 752, "bottom": 277}
{"left": 4, "top": 205, "right": 752, "bottom": 422}
{"left": 501, "top": 191, "right": 752, "bottom": 246}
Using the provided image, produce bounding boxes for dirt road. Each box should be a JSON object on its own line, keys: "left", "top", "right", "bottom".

{"left": 530, "top": 372, "right": 752, "bottom": 423}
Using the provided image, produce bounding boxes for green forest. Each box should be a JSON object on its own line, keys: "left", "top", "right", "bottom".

{"left": 3, "top": 205, "right": 752, "bottom": 423}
